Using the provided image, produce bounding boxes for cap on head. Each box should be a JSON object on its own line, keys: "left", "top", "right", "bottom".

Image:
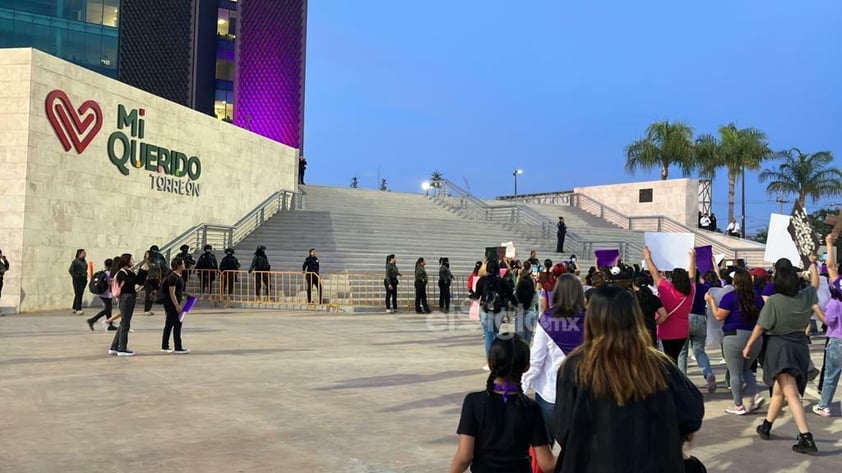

{"left": 749, "top": 268, "right": 767, "bottom": 279}
{"left": 150, "top": 245, "right": 160, "bottom": 252}
{"left": 204, "top": 244, "right": 213, "bottom": 251}
{"left": 179, "top": 244, "right": 189, "bottom": 251}
{"left": 225, "top": 248, "right": 235, "bottom": 255}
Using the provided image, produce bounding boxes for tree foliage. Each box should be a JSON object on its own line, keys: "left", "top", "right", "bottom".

{"left": 759, "top": 148, "right": 842, "bottom": 208}
{"left": 625, "top": 120, "right": 696, "bottom": 180}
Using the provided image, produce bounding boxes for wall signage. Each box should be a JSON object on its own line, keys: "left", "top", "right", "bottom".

{"left": 46, "top": 90, "right": 202, "bottom": 197}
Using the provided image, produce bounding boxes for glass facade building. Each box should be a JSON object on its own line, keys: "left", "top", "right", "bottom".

{"left": 0, "top": 0, "right": 120, "bottom": 77}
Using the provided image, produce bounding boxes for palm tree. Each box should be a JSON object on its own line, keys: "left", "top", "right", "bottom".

{"left": 693, "top": 124, "right": 772, "bottom": 223}
{"left": 625, "top": 120, "right": 695, "bottom": 180}
{"left": 430, "top": 170, "right": 444, "bottom": 188}
{"left": 759, "top": 148, "right": 842, "bottom": 209}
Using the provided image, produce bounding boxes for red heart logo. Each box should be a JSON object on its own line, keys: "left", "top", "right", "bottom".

{"left": 45, "top": 90, "right": 103, "bottom": 154}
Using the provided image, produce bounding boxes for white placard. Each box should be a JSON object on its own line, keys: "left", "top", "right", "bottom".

{"left": 500, "top": 241, "right": 516, "bottom": 259}
{"left": 644, "top": 232, "right": 696, "bottom": 270}
{"left": 764, "top": 213, "right": 800, "bottom": 265}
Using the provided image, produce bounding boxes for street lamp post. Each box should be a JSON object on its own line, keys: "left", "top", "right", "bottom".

{"left": 513, "top": 169, "right": 523, "bottom": 196}
{"left": 421, "top": 181, "right": 431, "bottom": 196}
{"left": 741, "top": 165, "right": 746, "bottom": 239}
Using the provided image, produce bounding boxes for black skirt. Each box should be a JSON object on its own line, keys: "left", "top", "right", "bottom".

{"left": 763, "top": 332, "right": 810, "bottom": 394}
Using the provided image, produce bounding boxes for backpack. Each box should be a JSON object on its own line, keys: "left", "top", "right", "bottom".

{"left": 148, "top": 253, "right": 167, "bottom": 280}
{"left": 89, "top": 270, "right": 109, "bottom": 295}
{"left": 481, "top": 277, "right": 504, "bottom": 313}
{"left": 111, "top": 270, "right": 125, "bottom": 298}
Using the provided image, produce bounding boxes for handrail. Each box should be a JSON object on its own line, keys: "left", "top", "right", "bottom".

{"left": 499, "top": 191, "right": 765, "bottom": 264}
{"left": 152, "top": 190, "right": 299, "bottom": 262}
{"left": 429, "top": 180, "right": 632, "bottom": 257}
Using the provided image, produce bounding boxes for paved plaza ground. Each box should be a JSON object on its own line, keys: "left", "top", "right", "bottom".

{"left": 1, "top": 308, "right": 841, "bottom": 472}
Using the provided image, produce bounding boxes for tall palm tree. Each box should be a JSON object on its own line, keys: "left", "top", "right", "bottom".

{"left": 694, "top": 124, "right": 772, "bottom": 223}
{"left": 625, "top": 120, "right": 695, "bottom": 180}
{"left": 759, "top": 148, "right": 842, "bottom": 209}
{"left": 430, "top": 170, "right": 444, "bottom": 188}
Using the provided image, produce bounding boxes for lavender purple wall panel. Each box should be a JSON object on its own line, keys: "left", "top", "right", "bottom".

{"left": 235, "top": 0, "right": 307, "bottom": 150}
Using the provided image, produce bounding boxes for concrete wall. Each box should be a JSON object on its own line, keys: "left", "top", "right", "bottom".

{"left": 0, "top": 49, "right": 297, "bottom": 313}
{"left": 574, "top": 178, "right": 699, "bottom": 227}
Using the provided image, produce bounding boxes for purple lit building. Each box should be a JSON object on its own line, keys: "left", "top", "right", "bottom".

{"left": 117, "top": 0, "right": 307, "bottom": 152}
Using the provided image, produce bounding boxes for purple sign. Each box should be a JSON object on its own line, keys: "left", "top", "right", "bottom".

{"left": 594, "top": 249, "right": 620, "bottom": 268}
{"left": 695, "top": 245, "right": 713, "bottom": 274}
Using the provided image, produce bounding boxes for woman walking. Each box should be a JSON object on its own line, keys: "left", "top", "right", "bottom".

{"left": 643, "top": 246, "right": 696, "bottom": 363}
{"left": 744, "top": 256, "right": 820, "bottom": 454}
{"left": 632, "top": 274, "right": 667, "bottom": 347}
{"left": 706, "top": 269, "right": 765, "bottom": 414}
{"left": 414, "top": 257, "right": 431, "bottom": 314}
{"left": 679, "top": 270, "right": 716, "bottom": 392}
{"left": 161, "top": 258, "right": 190, "bottom": 354}
{"left": 552, "top": 285, "right": 704, "bottom": 472}
{"left": 521, "top": 273, "right": 586, "bottom": 447}
{"left": 68, "top": 249, "right": 88, "bottom": 315}
{"left": 109, "top": 254, "right": 148, "bottom": 357}
{"left": 438, "top": 257, "right": 453, "bottom": 313}
{"left": 86, "top": 258, "right": 117, "bottom": 331}
{"left": 814, "top": 234, "right": 841, "bottom": 417}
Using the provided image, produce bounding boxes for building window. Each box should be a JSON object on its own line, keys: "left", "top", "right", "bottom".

{"left": 85, "top": 0, "right": 119, "bottom": 27}
{"left": 639, "top": 188, "right": 653, "bottom": 203}
{"left": 217, "top": 8, "right": 236, "bottom": 39}
{"left": 215, "top": 59, "right": 235, "bottom": 82}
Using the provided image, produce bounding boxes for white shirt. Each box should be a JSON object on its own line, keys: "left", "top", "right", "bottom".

{"left": 817, "top": 276, "right": 831, "bottom": 312}
{"left": 700, "top": 216, "right": 711, "bottom": 227}
{"left": 726, "top": 222, "right": 741, "bottom": 233}
{"left": 521, "top": 323, "right": 566, "bottom": 403}
{"left": 705, "top": 284, "right": 733, "bottom": 346}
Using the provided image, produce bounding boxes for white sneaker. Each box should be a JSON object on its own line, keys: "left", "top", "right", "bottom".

{"left": 482, "top": 365, "right": 490, "bottom": 371}
{"left": 108, "top": 349, "right": 119, "bottom": 355}
{"left": 144, "top": 311, "right": 153, "bottom": 316}
{"left": 117, "top": 350, "right": 136, "bottom": 357}
{"left": 129, "top": 329, "right": 135, "bottom": 333}
{"left": 386, "top": 309, "right": 392, "bottom": 313}
{"left": 725, "top": 405, "right": 747, "bottom": 415}
{"left": 75, "top": 310, "right": 85, "bottom": 316}
{"left": 161, "top": 349, "right": 174, "bottom": 353}
{"left": 174, "top": 348, "right": 190, "bottom": 354}
{"left": 812, "top": 405, "right": 831, "bottom": 417}
{"left": 749, "top": 393, "right": 765, "bottom": 412}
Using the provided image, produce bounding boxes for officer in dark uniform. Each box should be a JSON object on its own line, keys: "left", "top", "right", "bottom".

{"left": 219, "top": 248, "right": 240, "bottom": 300}
{"left": 176, "top": 244, "right": 196, "bottom": 284}
{"left": 556, "top": 217, "right": 567, "bottom": 253}
{"left": 302, "top": 248, "right": 321, "bottom": 304}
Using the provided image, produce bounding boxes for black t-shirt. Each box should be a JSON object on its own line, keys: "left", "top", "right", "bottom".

{"left": 161, "top": 272, "right": 185, "bottom": 305}
{"left": 456, "top": 391, "right": 549, "bottom": 473}
{"left": 636, "top": 292, "right": 663, "bottom": 346}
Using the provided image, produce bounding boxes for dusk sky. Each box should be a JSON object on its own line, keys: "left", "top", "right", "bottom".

{"left": 303, "top": 0, "right": 842, "bottom": 234}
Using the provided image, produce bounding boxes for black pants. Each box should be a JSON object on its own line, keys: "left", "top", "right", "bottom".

{"left": 255, "top": 273, "right": 269, "bottom": 297}
{"left": 662, "top": 338, "right": 687, "bottom": 365}
{"left": 162, "top": 302, "right": 183, "bottom": 351}
{"left": 111, "top": 294, "right": 136, "bottom": 352}
{"left": 143, "top": 279, "right": 160, "bottom": 312}
{"left": 438, "top": 282, "right": 451, "bottom": 312}
{"left": 223, "top": 273, "right": 236, "bottom": 295}
{"left": 200, "top": 272, "right": 215, "bottom": 295}
{"left": 556, "top": 233, "right": 566, "bottom": 253}
{"left": 385, "top": 282, "right": 397, "bottom": 310}
{"left": 90, "top": 297, "right": 113, "bottom": 323}
{"left": 306, "top": 273, "right": 322, "bottom": 304}
{"left": 415, "top": 280, "right": 430, "bottom": 313}
{"left": 72, "top": 276, "right": 86, "bottom": 310}
{"left": 0, "top": 279, "right": 4, "bottom": 300}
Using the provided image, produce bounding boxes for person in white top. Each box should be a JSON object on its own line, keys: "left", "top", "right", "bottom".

{"left": 521, "top": 274, "right": 586, "bottom": 446}
{"left": 726, "top": 219, "right": 741, "bottom": 237}
{"left": 700, "top": 214, "right": 711, "bottom": 230}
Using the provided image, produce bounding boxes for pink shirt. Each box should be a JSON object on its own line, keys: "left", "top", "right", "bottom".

{"left": 657, "top": 279, "right": 695, "bottom": 340}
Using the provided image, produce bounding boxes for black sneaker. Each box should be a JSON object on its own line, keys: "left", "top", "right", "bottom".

{"left": 107, "top": 324, "right": 118, "bottom": 331}
{"left": 86, "top": 319, "right": 95, "bottom": 331}
{"left": 792, "top": 432, "right": 818, "bottom": 455}
{"left": 756, "top": 420, "right": 772, "bottom": 440}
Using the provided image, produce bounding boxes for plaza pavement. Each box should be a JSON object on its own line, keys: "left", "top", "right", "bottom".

{"left": 1, "top": 308, "right": 841, "bottom": 473}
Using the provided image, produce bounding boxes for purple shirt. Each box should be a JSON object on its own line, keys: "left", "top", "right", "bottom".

{"left": 720, "top": 291, "right": 765, "bottom": 332}
{"left": 538, "top": 310, "right": 585, "bottom": 355}
{"left": 826, "top": 299, "right": 842, "bottom": 339}
{"left": 762, "top": 282, "right": 776, "bottom": 297}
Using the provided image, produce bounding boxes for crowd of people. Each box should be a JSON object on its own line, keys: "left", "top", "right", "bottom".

{"left": 449, "top": 236, "right": 841, "bottom": 472}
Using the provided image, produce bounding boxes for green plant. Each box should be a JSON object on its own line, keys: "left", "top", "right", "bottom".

{"left": 625, "top": 120, "right": 695, "bottom": 180}
{"left": 759, "top": 148, "right": 842, "bottom": 208}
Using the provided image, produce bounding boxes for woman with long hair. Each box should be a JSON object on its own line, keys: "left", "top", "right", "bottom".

{"left": 522, "top": 274, "right": 586, "bottom": 447}
{"left": 108, "top": 253, "right": 148, "bottom": 357}
{"left": 632, "top": 273, "right": 667, "bottom": 347}
{"left": 552, "top": 285, "right": 704, "bottom": 472}
{"left": 705, "top": 269, "right": 765, "bottom": 414}
{"left": 643, "top": 246, "right": 696, "bottom": 363}
{"left": 414, "top": 257, "right": 431, "bottom": 314}
{"left": 743, "top": 256, "right": 820, "bottom": 454}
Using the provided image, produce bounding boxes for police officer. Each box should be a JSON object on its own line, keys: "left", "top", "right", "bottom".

{"left": 302, "top": 248, "right": 321, "bottom": 304}
{"left": 195, "top": 244, "right": 218, "bottom": 297}
{"left": 176, "top": 244, "right": 196, "bottom": 284}
{"left": 219, "top": 248, "right": 240, "bottom": 303}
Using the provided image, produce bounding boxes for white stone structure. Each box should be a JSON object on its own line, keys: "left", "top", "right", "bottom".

{"left": 574, "top": 178, "right": 699, "bottom": 228}
{"left": 0, "top": 49, "right": 297, "bottom": 313}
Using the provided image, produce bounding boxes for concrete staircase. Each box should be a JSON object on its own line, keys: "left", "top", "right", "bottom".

{"left": 234, "top": 186, "right": 566, "bottom": 278}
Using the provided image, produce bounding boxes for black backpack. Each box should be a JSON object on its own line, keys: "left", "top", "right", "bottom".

{"left": 89, "top": 271, "right": 108, "bottom": 295}
{"left": 481, "top": 277, "right": 504, "bottom": 313}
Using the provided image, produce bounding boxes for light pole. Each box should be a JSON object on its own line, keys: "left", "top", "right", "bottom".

{"left": 513, "top": 169, "right": 523, "bottom": 196}
{"left": 740, "top": 165, "right": 746, "bottom": 239}
{"left": 421, "top": 181, "right": 431, "bottom": 196}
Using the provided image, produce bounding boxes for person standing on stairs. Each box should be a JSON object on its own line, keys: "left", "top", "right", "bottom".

{"left": 385, "top": 254, "right": 400, "bottom": 313}
{"left": 438, "top": 257, "right": 452, "bottom": 313}
{"left": 303, "top": 248, "right": 322, "bottom": 304}
{"left": 175, "top": 244, "right": 195, "bottom": 284}
{"left": 415, "top": 258, "right": 431, "bottom": 314}
{"left": 195, "top": 244, "right": 218, "bottom": 298}
{"left": 556, "top": 217, "right": 567, "bottom": 253}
